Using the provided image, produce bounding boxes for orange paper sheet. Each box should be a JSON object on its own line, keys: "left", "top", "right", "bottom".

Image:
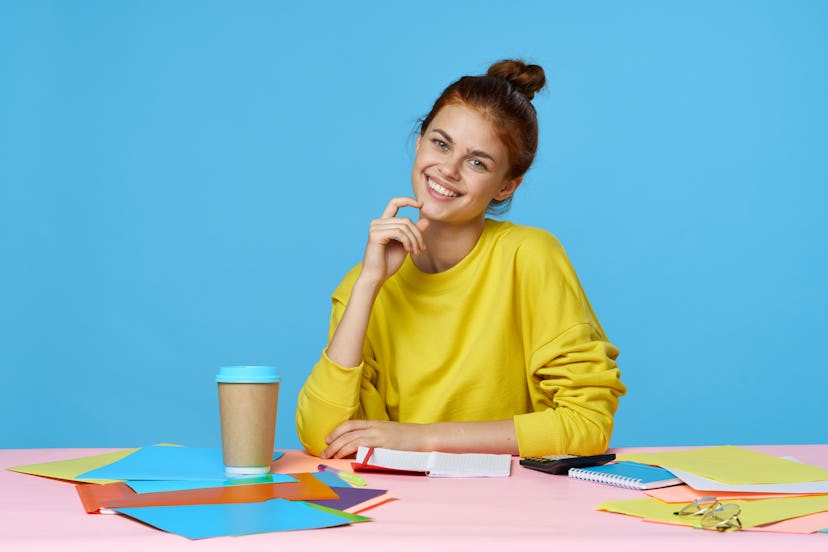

{"left": 76, "top": 473, "right": 338, "bottom": 513}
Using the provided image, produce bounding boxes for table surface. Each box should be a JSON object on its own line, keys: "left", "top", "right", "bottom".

{"left": 2, "top": 444, "right": 827, "bottom": 551}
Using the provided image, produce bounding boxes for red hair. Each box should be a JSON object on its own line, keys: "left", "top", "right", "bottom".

{"left": 419, "top": 60, "right": 547, "bottom": 214}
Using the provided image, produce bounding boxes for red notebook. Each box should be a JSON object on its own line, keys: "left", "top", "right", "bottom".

{"left": 351, "top": 447, "right": 511, "bottom": 477}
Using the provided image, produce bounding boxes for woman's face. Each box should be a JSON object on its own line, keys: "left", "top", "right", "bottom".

{"left": 411, "top": 103, "right": 520, "bottom": 225}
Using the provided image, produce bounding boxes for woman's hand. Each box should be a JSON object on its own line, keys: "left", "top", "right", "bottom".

{"left": 360, "top": 197, "right": 430, "bottom": 285}
{"left": 321, "top": 419, "right": 520, "bottom": 459}
{"left": 321, "top": 420, "right": 431, "bottom": 459}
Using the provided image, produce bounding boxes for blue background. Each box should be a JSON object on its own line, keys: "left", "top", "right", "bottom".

{"left": 2, "top": 1, "right": 826, "bottom": 450}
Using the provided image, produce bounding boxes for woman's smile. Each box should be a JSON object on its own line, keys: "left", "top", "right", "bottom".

{"left": 426, "top": 176, "right": 461, "bottom": 199}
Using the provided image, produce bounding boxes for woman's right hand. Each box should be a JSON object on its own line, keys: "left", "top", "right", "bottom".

{"left": 359, "top": 197, "right": 430, "bottom": 285}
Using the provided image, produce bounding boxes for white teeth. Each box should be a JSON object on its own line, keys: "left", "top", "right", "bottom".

{"left": 428, "top": 178, "right": 459, "bottom": 198}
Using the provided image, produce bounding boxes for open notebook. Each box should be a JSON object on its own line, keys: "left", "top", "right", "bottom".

{"left": 352, "top": 447, "right": 511, "bottom": 477}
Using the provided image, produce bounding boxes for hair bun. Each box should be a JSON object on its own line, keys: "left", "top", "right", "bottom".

{"left": 487, "top": 59, "right": 546, "bottom": 100}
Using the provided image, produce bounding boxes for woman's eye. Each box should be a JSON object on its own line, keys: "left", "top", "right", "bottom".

{"left": 432, "top": 139, "right": 448, "bottom": 150}
{"left": 470, "top": 158, "right": 489, "bottom": 171}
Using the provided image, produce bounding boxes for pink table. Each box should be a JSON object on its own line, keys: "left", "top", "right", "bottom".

{"left": 2, "top": 445, "right": 827, "bottom": 551}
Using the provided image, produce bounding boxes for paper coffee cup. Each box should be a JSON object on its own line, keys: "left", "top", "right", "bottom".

{"left": 216, "top": 366, "right": 280, "bottom": 478}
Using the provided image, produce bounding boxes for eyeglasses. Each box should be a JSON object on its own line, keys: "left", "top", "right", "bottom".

{"left": 674, "top": 496, "right": 742, "bottom": 532}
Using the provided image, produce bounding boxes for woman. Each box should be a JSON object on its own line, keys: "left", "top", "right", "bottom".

{"left": 296, "top": 60, "right": 626, "bottom": 459}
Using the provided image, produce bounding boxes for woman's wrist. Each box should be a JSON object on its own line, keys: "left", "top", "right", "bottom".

{"left": 353, "top": 273, "right": 384, "bottom": 295}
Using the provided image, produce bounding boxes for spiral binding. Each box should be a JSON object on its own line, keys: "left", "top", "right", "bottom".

{"left": 568, "top": 467, "right": 644, "bottom": 489}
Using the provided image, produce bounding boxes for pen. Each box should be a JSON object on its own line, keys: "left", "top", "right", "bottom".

{"left": 318, "top": 464, "right": 367, "bottom": 487}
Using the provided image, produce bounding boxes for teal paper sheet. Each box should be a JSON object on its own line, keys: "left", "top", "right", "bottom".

{"left": 126, "top": 472, "right": 295, "bottom": 493}
{"left": 312, "top": 471, "right": 347, "bottom": 488}
{"left": 114, "top": 498, "right": 368, "bottom": 539}
{"left": 78, "top": 446, "right": 284, "bottom": 481}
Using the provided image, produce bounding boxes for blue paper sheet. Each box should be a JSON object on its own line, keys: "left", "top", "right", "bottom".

{"left": 77, "top": 446, "right": 284, "bottom": 481}
{"left": 114, "top": 498, "right": 367, "bottom": 539}
{"left": 312, "top": 471, "right": 348, "bottom": 488}
{"left": 126, "top": 472, "right": 296, "bottom": 493}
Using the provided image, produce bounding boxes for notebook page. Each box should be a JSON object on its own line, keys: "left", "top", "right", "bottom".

{"left": 356, "top": 447, "right": 431, "bottom": 472}
{"left": 427, "top": 452, "right": 512, "bottom": 477}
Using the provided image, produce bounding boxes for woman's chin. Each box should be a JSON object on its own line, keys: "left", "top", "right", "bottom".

{"left": 417, "top": 203, "right": 445, "bottom": 222}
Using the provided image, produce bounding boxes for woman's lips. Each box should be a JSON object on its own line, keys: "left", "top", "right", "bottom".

{"left": 426, "top": 176, "right": 461, "bottom": 198}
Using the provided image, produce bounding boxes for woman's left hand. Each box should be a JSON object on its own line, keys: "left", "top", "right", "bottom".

{"left": 321, "top": 420, "right": 430, "bottom": 459}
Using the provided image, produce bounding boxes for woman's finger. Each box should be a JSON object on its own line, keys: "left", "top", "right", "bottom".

{"left": 371, "top": 218, "right": 426, "bottom": 253}
{"left": 380, "top": 196, "right": 423, "bottom": 219}
{"left": 325, "top": 420, "right": 366, "bottom": 444}
{"left": 371, "top": 224, "right": 421, "bottom": 254}
{"left": 328, "top": 439, "right": 360, "bottom": 459}
{"left": 323, "top": 426, "right": 374, "bottom": 459}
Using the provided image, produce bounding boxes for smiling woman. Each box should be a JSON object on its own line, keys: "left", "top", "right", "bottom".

{"left": 295, "top": 60, "right": 627, "bottom": 459}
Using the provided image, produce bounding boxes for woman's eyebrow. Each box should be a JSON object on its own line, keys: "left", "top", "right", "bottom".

{"left": 432, "top": 128, "right": 495, "bottom": 162}
{"left": 432, "top": 128, "right": 454, "bottom": 144}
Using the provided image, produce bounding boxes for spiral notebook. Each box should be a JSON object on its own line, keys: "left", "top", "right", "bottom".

{"left": 568, "top": 461, "right": 683, "bottom": 490}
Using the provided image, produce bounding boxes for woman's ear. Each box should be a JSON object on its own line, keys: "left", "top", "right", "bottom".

{"left": 415, "top": 134, "right": 421, "bottom": 152}
{"left": 494, "top": 177, "right": 522, "bottom": 201}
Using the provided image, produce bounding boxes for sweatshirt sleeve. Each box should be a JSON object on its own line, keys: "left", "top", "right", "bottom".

{"left": 511, "top": 228, "right": 626, "bottom": 457}
{"left": 295, "top": 277, "right": 389, "bottom": 456}
{"left": 513, "top": 322, "right": 625, "bottom": 457}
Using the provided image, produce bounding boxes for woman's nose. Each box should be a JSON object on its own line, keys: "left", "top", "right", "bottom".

{"left": 438, "top": 155, "right": 462, "bottom": 180}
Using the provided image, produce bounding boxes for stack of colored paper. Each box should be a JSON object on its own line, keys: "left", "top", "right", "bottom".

{"left": 7, "top": 445, "right": 393, "bottom": 539}
{"left": 594, "top": 446, "right": 828, "bottom": 534}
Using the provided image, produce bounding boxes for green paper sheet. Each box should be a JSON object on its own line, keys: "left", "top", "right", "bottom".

{"left": 306, "top": 502, "right": 374, "bottom": 522}
{"left": 598, "top": 494, "right": 828, "bottom": 529}
{"left": 616, "top": 446, "right": 828, "bottom": 485}
{"left": 7, "top": 449, "right": 138, "bottom": 484}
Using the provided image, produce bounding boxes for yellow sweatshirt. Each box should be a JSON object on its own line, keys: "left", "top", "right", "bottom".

{"left": 296, "top": 219, "right": 626, "bottom": 457}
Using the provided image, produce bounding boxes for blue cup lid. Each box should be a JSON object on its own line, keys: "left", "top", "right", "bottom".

{"left": 216, "top": 366, "right": 280, "bottom": 383}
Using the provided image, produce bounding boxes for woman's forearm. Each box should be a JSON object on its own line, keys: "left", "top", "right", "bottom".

{"left": 325, "top": 276, "right": 382, "bottom": 368}
{"left": 321, "top": 418, "right": 520, "bottom": 458}
{"left": 426, "top": 420, "right": 519, "bottom": 455}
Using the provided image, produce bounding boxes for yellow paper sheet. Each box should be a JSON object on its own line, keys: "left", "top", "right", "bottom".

{"left": 743, "top": 511, "right": 828, "bottom": 534}
{"left": 598, "top": 494, "right": 828, "bottom": 529}
{"left": 7, "top": 449, "right": 137, "bottom": 484}
{"left": 617, "top": 446, "right": 828, "bottom": 485}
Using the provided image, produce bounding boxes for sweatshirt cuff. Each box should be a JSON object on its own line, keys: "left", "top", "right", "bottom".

{"left": 306, "top": 348, "right": 365, "bottom": 409}
{"left": 513, "top": 411, "right": 564, "bottom": 457}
